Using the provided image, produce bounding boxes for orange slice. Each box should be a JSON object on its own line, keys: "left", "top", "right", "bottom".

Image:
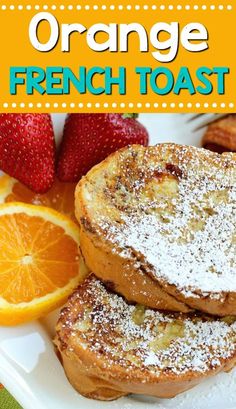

{"left": 0, "top": 202, "right": 88, "bottom": 326}
{"left": 0, "top": 174, "right": 77, "bottom": 222}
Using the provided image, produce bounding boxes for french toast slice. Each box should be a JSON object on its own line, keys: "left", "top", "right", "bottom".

{"left": 202, "top": 114, "right": 236, "bottom": 153}
{"left": 75, "top": 144, "right": 236, "bottom": 316}
{"left": 55, "top": 275, "right": 236, "bottom": 401}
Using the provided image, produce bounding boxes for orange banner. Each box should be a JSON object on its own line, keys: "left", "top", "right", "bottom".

{"left": 0, "top": 0, "right": 235, "bottom": 112}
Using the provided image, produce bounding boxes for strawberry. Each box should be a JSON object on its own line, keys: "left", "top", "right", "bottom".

{"left": 57, "top": 113, "right": 149, "bottom": 182}
{"left": 0, "top": 114, "right": 55, "bottom": 193}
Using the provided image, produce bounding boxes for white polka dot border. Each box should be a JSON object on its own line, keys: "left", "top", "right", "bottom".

{"left": 0, "top": 4, "right": 233, "bottom": 11}
{"left": 1, "top": 102, "right": 235, "bottom": 110}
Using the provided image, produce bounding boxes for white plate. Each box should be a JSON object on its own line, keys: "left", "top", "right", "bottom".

{"left": 0, "top": 114, "right": 235, "bottom": 409}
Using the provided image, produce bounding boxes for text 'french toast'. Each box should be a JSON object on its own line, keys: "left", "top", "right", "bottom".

{"left": 75, "top": 144, "right": 236, "bottom": 316}
{"left": 55, "top": 275, "right": 236, "bottom": 401}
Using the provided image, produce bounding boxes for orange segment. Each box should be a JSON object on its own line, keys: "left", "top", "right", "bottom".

{"left": 0, "top": 174, "right": 77, "bottom": 222}
{"left": 0, "top": 202, "right": 88, "bottom": 325}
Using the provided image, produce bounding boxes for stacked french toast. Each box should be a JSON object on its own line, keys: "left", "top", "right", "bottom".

{"left": 55, "top": 144, "right": 236, "bottom": 401}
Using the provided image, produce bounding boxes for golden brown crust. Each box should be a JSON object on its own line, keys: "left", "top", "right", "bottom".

{"left": 75, "top": 144, "right": 236, "bottom": 316}
{"left": 57, "top": 349, "right": 210, "bottom": 400}
{"left": 79, "top": 227, "right": 192, "bottom": 312}
{"left": 202, "top": 114, "right": 236, "bottom": 153}
{"left": 55, "top": 276, "right": 236, "bottom": 401}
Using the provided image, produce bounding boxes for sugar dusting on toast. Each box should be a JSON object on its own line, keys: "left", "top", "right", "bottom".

{"left": 58, "top": 275, "right": 236, "bottom": 375}
{"left": 95, "top": 145, "right": 236, "bottom": 298}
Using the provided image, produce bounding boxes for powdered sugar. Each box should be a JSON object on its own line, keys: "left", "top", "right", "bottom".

{"left": 59, "top": 275, "right": 236, "bottom": 375}
{"left": 96, "top": 145, "right": 236, "bottom": 297}
{"left": 144, "top": 351, "right": 160, "bottom": 366}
